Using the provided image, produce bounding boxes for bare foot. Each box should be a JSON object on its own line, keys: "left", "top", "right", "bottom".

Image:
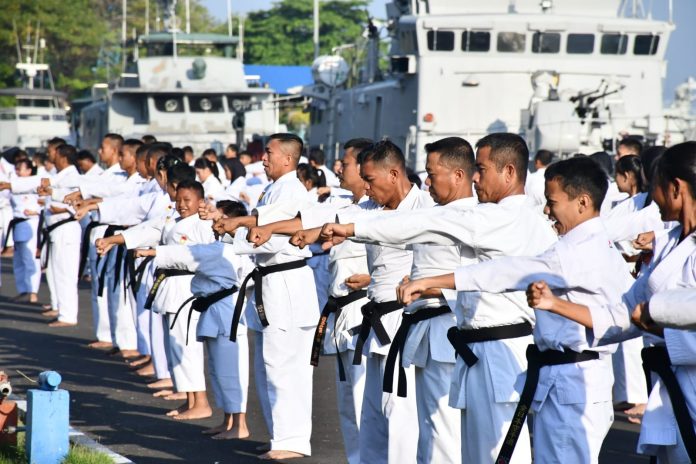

{"left": 87, "top": 340, "right": 114, "bottom": 350}
{"left": 153, "top": 389, "right": 174, "bottom": 398}
{"left": 147, "top": 378, "right": 174, "bottom": 389}
{"left": 258, "top": 450, "right": 306, "bottom": 460}
{"left": 42, "top": 310, "right": 59, "bottom": 318}
{"left": 212, "top": 426, "right": 250, "bottom": 440}
{"left": 48, "top": 320, "right": 77, "bottom": 327}
{"left": 113, "top": 349, "right": 140, "bottom": 359}
{"left": 127, "top": 355, "right": 151, "bottom": 367}
{"left": 172, "top": 405, "right": 213, "bottom": 421}
{"left": 166, "top": 402, "right": 189, "bottom": 417}
{"left": 135, "top": 364, "right": 155, "bottom": 377}
{"left": 28, "top": 293, "right": 38, "bottom": 303}
{"left": 625, "top": 403, "right": 646, "bottom": 424}
{"left": 164, "top": 392, "right": 188, "bottom": 401}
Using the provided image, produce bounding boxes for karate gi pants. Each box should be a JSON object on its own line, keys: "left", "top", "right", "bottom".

{"left": 106, "top": 250, "right": 138, "bottom": 350}
{"left": 13, "top": 239, "right": 40, "bottom": 294}
{"left": 415, "top": 354, "right": 461, "bottom": 464}
{"left": 89, "top": 243, "right": 112, "bottom": 343}
{"left": 612, "top": 337, "right": 648, "bottom": 404}
{"left": 135, "top": 277, "right": 152, "bottom": 356}
{"left": 336, "top": 349, "right": 366, "bottom": 464}
{"left": 459, "top": 353, "right": 532, "bottom": 464}
{"left": 206, "top": 330, "right": 249, "bottom": 413}
{"left": 253, "top": 326, "right": 314, "bottom": 456}
{"left": 532, "top": 385, "right": 613, "bottom": 464}
{"left": 165, "top": 310, "right": 205, "bottom": 392}
{"left": 45, "top": 224, "right": 81, "bottom": 324}
{"left": 151, "top": 311, "right": 170, "bottom": 380}
{"left": 359, "top": 353, "right": 419, "bottom": 464}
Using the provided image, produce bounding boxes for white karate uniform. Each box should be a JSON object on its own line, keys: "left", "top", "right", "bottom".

{"left": 353, "top": 194, "right": 556, "bottom": 464}
{"left": 524, "top": 167, "right": 546, "bottom": 210}
{"left": 595, "top": 226, "right": 696, "bottom": 463}
{"left": 339, "top": 185, "right": 433, "bottom": 464}
{"left": 0, "top": 157, "right": 16, "bottom": 259}
{"left": 453, "top": 217, "right": 634, "bottom": 464}
{"left": 201, "top": 175, "right": 225, "bottom": 201}
{"left": 9, "top": 192, "right": 41, "bottom": 294}
{"left": 156, "top": 241, "right": 254, "bottom": 413}
{"left": 230, "top": 170, "right": 319, "bottom": 456}
{"left": 649, "top": 288, "right": 696, "bottom": 330}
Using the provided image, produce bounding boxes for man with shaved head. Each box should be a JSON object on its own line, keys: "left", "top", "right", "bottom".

{"left": 213, "top": 132, "right": 320, "bottom": 460}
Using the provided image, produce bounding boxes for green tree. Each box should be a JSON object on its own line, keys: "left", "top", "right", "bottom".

{"left": 244, "top": 0, "right": 369, "bottom": 66}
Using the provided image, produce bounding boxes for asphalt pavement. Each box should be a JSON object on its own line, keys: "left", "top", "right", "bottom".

{"left": 0, "top": 257, "right": 649, "bottom": 463}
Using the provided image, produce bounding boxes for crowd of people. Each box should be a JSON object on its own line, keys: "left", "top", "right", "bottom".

{"left": 0, "top": 131, "right": 695, "bottom": 464}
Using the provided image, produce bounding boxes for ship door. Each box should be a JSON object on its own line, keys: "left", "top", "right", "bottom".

{"left": 374, "top": 96, "right": 383, "bottom": 140}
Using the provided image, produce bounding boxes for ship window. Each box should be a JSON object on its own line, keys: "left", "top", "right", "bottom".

{"left": 600, "top": 33, "right": 628, "bottom": 54}
{"left": 154, "top": 95, "right": 184, "bottom": 113}
{"left": 531, "top": 32, "right": 560, "bottom": 53}
{"left": 189, "top": 95, "right": 224, "bottom": 113}
{"left": 52, "top": 114, "right": 67, "bottom": 121}
{"left": 462, "top": 31, "right": 490, "bottom": 52}
{"left": 427, "top": 30, "right": 455, "bottom": 51}
{"left": 0, "top": 113, "right": 16, "bottom": 120}
{"left": 567, "top": 34, "right": 595, "bottom": 54}
{"left": 497, "top": 32, "right": 526, "bottom": 53}
{"left": 18, "top": 114, "right": 50, "bottom": 121}
{"left": 634, "top": 34, "right": 660, "bottom": 55}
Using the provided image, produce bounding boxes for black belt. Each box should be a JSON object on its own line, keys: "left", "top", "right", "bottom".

{"left": 40, "top": 216, "right": 77, "bottom": 268}
{"left": 496, "top": 344, "right": 599, "bottom": 464}
{"left": 447, "top": 322, "right": 533, "bottom": 368}
{"left": 642, "top": 346, "right": 696, "bottom": 463}
{"left": 78, "top": 221, "right": 103, "bottom": 278}
{"left": 310, "top": 290, "right": 367, "bottom": 381}
{"left": 127, "top": 255, "right": 154, "bottom": 297}
{"left": 3, "top": 217, "right": 28, "bottom": 249}
{"left": 170, "top": 285, "right": 239, "bottom": 345}
{"left": 96, "top": 225, "right": 128, "bottom": 296}
{"left": 143, "top": 268, "right": 195, "bottom": 310}
{"left": 352, "top": 299, "right": 404, "bottom": 365}
{"left": 230, "top": 259, "right": 308, "bottom": 342}
{"left": 383, "top": 305, "right": 451, "bottom": 397}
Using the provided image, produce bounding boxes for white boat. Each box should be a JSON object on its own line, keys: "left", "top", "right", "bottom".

{"left": 304, "top": 0, "right": 696, "bottom": 170}
{"left": 0, "top": 47, "right": 71, "bottom": 152}
{"left": 79, "top": 1, "right": 278, "bottom": 154}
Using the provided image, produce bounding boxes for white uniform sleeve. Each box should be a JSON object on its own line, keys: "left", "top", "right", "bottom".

{"left": 121, "top": 216, "right": 167, "bottom": 249}
{"left": 10, "top": 176, "right": 41, "bottom": 194}
{"left": 649, "top": 288, "right": 696, "bottom": 330}
{"left": 98, "top": 192, "right": 157, "bottom": 226}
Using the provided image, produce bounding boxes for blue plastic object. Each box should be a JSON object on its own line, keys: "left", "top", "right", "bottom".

{"left": 26, "top": 371, "right": 69, "bottom": 464}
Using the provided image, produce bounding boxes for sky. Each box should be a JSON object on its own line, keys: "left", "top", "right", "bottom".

{"left": 203, "top": 0, "right": 696, "bottom": 104}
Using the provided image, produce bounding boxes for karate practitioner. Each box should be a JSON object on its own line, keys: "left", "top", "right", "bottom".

{"left": 213, "top": 133, "right": 319, "bottom": 460}
{"left": 8, "top": 159, "right": 41, "bottom": 302}
{"left": 322, "top": 133, "right": 555, "bottom": 463}
{"left": 396, "top": 156, "right": 634, "bottom": 464}
{"left": 155, "top": 200, "right": 253, "bottom": 439}
{"left": 594, "top": 142, "right": 696, "bottom": 463}
{"left": 245, "top": 138, "right": 373, "bottom": 464}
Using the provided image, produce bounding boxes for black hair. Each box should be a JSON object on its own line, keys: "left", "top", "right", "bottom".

{"left": 32, "top": 151, "right": 48, "bottom": 166}
{"left": 216, "top": 200, "right": 247, "bottom": 218}
{"left": 220, "top": 157, "right": 246, "bottom": 182}
{"left": 202, "top": 148, "right": 218, "bottom": 161}
{"left": 618, "top": 137, "right": 643, "bottom": 155}
{"left": 103, "top": 133, "right": 124, "bottom": 147}
{"left": 13, "top": 150, "right": 29, "bottom": 164}
{"left": 157, "top": 154, "right": 182, "bottom": 173}
{"left": 238, "top": 150, "right": 252, "bottom": 159}
{"left": 297, "top": 163, "right": 326, "bottom": 189}
{"left": 425, "top": 136, "right": 475, "bottom": 177}
{"left": 269, "top": 133, "right": 304, "bottom": 163}
{"left": 149, "top": 143, "right": 174, "bottom": 165}
{"left": 123, "top": 138, "right": 143, "bottom": 153}
{"left": 194, "top": 157, "right": 220, "bottom": 182}
{"left": 408, "top": 172, "right": 422, "bottom": 189}
{"left": 344, "top": 138, "right": 374, "bottom": 154}
{"left": 141, "top": 134, "right": 157, "bottom": 144}
{"left": 171, "top": 147, "right": 184, "bottom": 161}
{"left": 358, "top": 140, "right": 406, "bottom": 170}
{"left": 640, "top": 145, "right": 666, "bottom": 180}
{"left": 47, "top": 137, "right": 67, "bottom": 147}
{"left": 56, "top": 144, "right": 78, "bottom": 165}
{"left": 14, "top": 158, "right": 36, "bottom": 175}
{"left": 308, "top": 147, "right": 325, "bottom": 165}
{"left": 655, "top": 141, "right": 696, "bottom": 200}
{"left": 615, "top": 155, "right": 646, "bottom": 193}
{"left": 476, "top": 133, "right": 528, "bottom": 183}
{"left": 175, "top": 179, "right": 205, "bottom": 199}
{"left": 182, "top": 146, "right": 194, "bottom": 154}
{"left": 544, "top": 156, "right": 608, "bottom": 211}
{"left": 589, "top": 151, "right": 613, "bottom": 177}
{"left": 226, "top": 143, "right": 239, "bottom": 153}
{"left": 77, "top": 149, "right": 97, "bottom": 164}
{"left": 534, "top": 149, "right": 554, "bottom": 167}
{"left": 167, "top": 163, "right": 196, "bottom": 186}
{"left": 135, "top": 144, "right": 150, "bottom": 160}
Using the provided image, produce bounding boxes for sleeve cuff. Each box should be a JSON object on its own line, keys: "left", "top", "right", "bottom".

{"left": 454, "top": 266, "right": 474, "bottom": 291}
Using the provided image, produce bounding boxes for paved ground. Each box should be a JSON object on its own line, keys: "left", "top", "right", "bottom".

{"left": 0, "top": 257, "right": 650, "bottom": 463}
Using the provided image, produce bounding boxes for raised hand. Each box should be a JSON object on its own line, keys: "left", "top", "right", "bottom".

{"left": 631, "top": 301, "right": 663, "bottom": 336}
{"left": 396, "top": 277, "right": 430, "bottom": 305}
{"left": 319, "top": 223, "right": 352, "bottom": 247}
{"left": 247, "top": 225, "right": 272, "bottom": 247}
{"left": 134, "top": 248, "right": 156, "bottom": 258}
{"left": 63, "top": 190, "right": 83, "bottom": 205}
{"left": 95, "top": 237, "right": 115, "bottom": 256}
{"left": 345, "top": 273, "right": 371, "bottom": 291}
{"left": 290, "top": 227, "right": 322, "bottom": 249}
{"left": 198, "top": 202, "right": 220, "bottom": 221}
{"left": 632, "top": 231, "right": 655, "bottom": 251}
